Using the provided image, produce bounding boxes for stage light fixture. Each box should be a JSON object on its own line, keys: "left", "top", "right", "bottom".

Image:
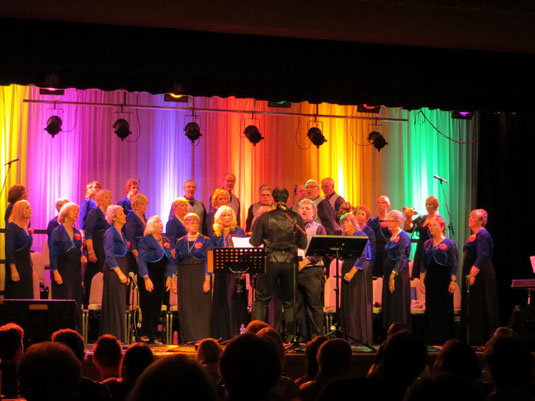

{"left": 244, "top": 125, "right": 264, "bottom": 146}
{"left": 164, "top": 93, "right": 190, "bottom": 103}
{"left": 45, "top": 116, "right": 63, "bottom": 137}
{"left": 268, "top": 101, "right": 292, "bottom": 108}
{"left": 113, "top": 119, "right": 131, "bottom": 141}
{"left": 307, "top": 127, "right": 327, "bottom": 148}
{"left": 451, "top": 111, "right": 474, "bottom": 120}
{"left": 368, "top": 131, "right": 388, "bottom": 151}
{"left": 184, "top": 122, "right": 202, "bottom": 143}
{"left": 39, "top": 88, "right": 65, "bottom": 96}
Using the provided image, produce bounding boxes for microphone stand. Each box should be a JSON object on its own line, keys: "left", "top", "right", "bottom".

{"left": 436, "top": 178, "right": 455, "bottom": 236}
{"left": 0, "top": 159, "right": 18, "bottom": 200}
{"left": 128, "top": 272, "right": 142, "bottom": 342}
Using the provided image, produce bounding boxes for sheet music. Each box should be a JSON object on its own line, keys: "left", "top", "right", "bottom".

{"left": 231, "top": 237, "right": 261, "bottom": 248}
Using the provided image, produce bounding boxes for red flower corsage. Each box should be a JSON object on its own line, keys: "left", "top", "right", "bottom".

{"left": 194, "top": 241, "right": 203, "bottom": 249}
{"left": 28, "top": 228, "right": 34, "bottom": 235}
{"left": 393, "top": 236, "right": 400, "bottom": 243}
{"left": 439, "top": 243, "right": 448, "bottom": 250}
{"left": 468, "top": 234, "right": 476, "bottom": 242}
{"left": 164, "top": 242, "right": 171, "bottom": 249}
{"left": 380, "top": 222, "right": 387, "bottom": 228}
{"left": 126, "top": 241, "right": 131, "bottom": 248}
{"left": 74, "top": 233, "right": 81, "bottom": 240}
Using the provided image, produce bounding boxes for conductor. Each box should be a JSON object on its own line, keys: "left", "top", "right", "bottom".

{"left": 250, "top": 187, "right": 307, "bottom": 342}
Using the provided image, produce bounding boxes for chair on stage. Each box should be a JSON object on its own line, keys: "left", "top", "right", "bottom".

{"left": 81, "top": 272, "right": 103, "bottom": 343}
{"left": 31, "top": 250, "right": 49, "bottom": 299}
{"left": 165, "top": 275, "right": 179, "bottom": 344}
{"left": 125, "top": 274, "right": 140, "bottom": 345}
{"left": 32, "top": 271, "right": 40, "bottom": 299}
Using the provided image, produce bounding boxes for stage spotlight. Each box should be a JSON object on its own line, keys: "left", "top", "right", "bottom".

{"left": 45, "top": 116, "right": 63, "bottom": 137}
{"left": 307, "top": 127, "right": 327, "bottom": 148}
{"left": 368, "top": 131, "right": 388, "bottom": 151}
{"left": 244, "top": 125, "right": 263, "bottom": 146}
{"left": 184, "top": 122, "right": 202, "bottom": 143}
{"left": 113, "top": 119, "right": 131, "bottom": 141}
{"left": 451, "top": 111, "right": 474, "bottom": 120}
{"left": 357, "top": 104, "right": 381, "bottom": 113}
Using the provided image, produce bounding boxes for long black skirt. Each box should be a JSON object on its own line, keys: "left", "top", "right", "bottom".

{"left": 138, "top": 256, "right": 167, "bottom": 341}
{"left": 461, "top": 254, "right": 499, "bottom": 345}
{"left": 425, "top": 259, "right": 454, "bottom": 344}
{"left": 381, "top": 258, "right": 411, "bottom": 330}
{"left": 373, "top": 233, "right": 388, "bottom": 278}
{"left": 4, "top": 243, "right": 33, "bottom": 299}
{"left": 52, "top": 247, "right": 83, "bottom": 328}
{"left": 101, "top": 256, "right": 128, "bottom": 341}
{"left": 178, "top": 257, "right": 211, "bottom": 343}
{"left": 341, "top": 260, "right": 373, "bottom": 344}
{"left": 211, "top": 271, "right": 248, "bottom": 341}
{"left": 84, "top": 230, "right": 106, "bottom": 307}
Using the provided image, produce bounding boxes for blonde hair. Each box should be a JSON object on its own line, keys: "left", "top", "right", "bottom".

{"left": 132, "top": 193, "right": 148, "bottom": 208}
{"left": 144, "top": 216, "right": 162, "bottom": 236}
{"left": 211, "top": 189, "right": 230, "bottom": 209}
{"left": 95, "top": 189, "right": 111, "bottom": 205}
{"left": 171, "top": 197, "right": 189, "bottom": 213}
{"left": 184, "top": 213, "right": 200, "bottom": 224}
{"left": 9, "top": 200, "right": 31, "bottom": 227}
{"left": 213, "top": 205, "right": 238, "bottom": 237}
{"left": 58, "top": 203, "right": 80, "bottom": 224}
{"left": 55, "top": 198, "right": 70, "bottom": 212}
{"left": 377, "top": 195, "right": 391, "bottom": 207}
{"left": 106, "top": 205, "right": 124, "bottom": 224}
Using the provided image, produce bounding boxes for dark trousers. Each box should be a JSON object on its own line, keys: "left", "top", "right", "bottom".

{"left": 253, "top": 262, "right": 297, "bottom": 341}
{"left": 296, "top": 266, "right": 325, "bottom": 341}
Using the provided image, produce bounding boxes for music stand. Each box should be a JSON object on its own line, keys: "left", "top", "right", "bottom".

{"left": 211, "top": 248, "right": 266, "bottom": 293}
{"left": 306, "top": 235, "right": 374, "bottom": 350}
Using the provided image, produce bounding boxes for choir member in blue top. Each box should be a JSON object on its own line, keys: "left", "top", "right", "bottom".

{"left": 205, "top": 189, "right": 230, "bottom": 239}
{"left": 383, "top": 210, "right": 412, "bottom": 330}
{"left": 354, "top": 205, "right": 376, "bottom": 268}
{"left": 174, "top": 213, "right": 213, "bottom": 343}
{"left": 210, "top": 205, "right": 246, "bottom": 340}
{"left": 118, "top": 178, "right": 139, "bottom": 216}
{"left": 125, "top": 193, "right": 147, "bottom": 275}
{"left": 49, "top": 203, "right": 86, "bottom": 302}
{"left": 46, "top": 198, "right": 69, "bottom": 250}
{"left": 165, "top": 198, "right": 188, "bottom": 246}
{"left": 461, "top": 208, "right": 499, "bottom": 345}
{"left": 5, "top": 185, "right": 27, "bottom": 225}
{"left": 403, "top": 196, "right": 440, "bottom": 279}
{"left": 5, "top": 200, "right": 33, "bottom": 299}
{"left": 137, "top": 216, "right": 174, "bottom": 343}
{"left": 101, "top": 205, "right": 129, "bottom": 341}
{"left": 84, "top": 189, "right": 111, "bottom": 307}
{"left": 78, "top": 180, "right": 100, "bottom": 232}
{"left": 340, "top": 213, "right": 373, "bottom": 344}
{"left": 367, "top": 195, "right": 392, "bottom": 278}
{"left": 421, "top": 216, "right": 458, "bottom": 344}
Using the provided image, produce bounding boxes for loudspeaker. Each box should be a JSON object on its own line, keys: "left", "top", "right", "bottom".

{"left": 0, "top": 299, "right": 77, "bottom": 345}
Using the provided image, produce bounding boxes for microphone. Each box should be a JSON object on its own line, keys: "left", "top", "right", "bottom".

{"left": 434, "top": 174, "right": 448, "bottom": 183}
{"left": 4, "top": 158, "right": 19, "bottom": 166}
{"left": 128, "top": 272, "right": 139, "bottom": 290}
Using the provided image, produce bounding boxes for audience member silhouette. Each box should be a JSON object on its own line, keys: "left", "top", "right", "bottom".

{"left": 120, "top": 343, "right": 154, "bottom": 401}
{"left": 0, "top": 323, "right": 24, "bottom": 398}
{"left": 294, "top": 335, "right": 328, "bottom": 387}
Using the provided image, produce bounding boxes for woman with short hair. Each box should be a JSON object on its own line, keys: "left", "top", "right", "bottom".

{"left": 101, "top": 205, "right": 129, "bottom": 340}
{"left": 383, "top": 209, "right": 411, "bottom": 330}
{"left": 79, "top": 181, "right": 101, "bottom": 232}
{"left": 118, "top": 178, "right": 140, "bottom": 216}
{"left": 421, "top": 216, "right": 458, "bottom": 344}
{"left": 205, "top": 189, "right": 230, "bottom": 238}
{"left": 50, "top": 203, "right": 86, "bottom": 315}
{"left": 461, "top": 208, "right": 498, "bottom": 345}
{"left": 211, "top": 205, "right": 246, "bottom": 340}
{"left": 5, "top": 185, "right": 27, "bottom": 225}
{"left": 366, "top": 195, "right": 392, "bottom": 278}
{"left": 166, "top": 198, "right": 188, "bottom": 245}
{"left": 137, "top": 216, "right": 174, "bottom": 343}
{"left": 5, "top": 200, "right": 33, "bottom": 299}
{"left": 174, "top": 213, "right": 213, "bottom": 342}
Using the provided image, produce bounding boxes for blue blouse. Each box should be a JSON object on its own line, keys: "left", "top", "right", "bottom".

{"left": 49, "top": 225, "right": 83, "bottom": 271}
{"left": 175, "top": 234, "right": 213, "bottom": 275}
{"left": 46, "top": 215, "right": 59, "bottom": 250}
{"left": 463, "top": 228, "right": 494, "bottom": 269}
{"left": 118, "top": 197, "right": 133, "bottom": 216}
{"left": 79, "top": 199, "right": 97, "bottom": 231}
{"left": 367, "top": 216, "right": 392, "bottom": 242}
{"left": 138, "top": 234, "right": 174, "bottom": 278}
{"left": 125, "top": 213, "right": 146, "bottom": 251}
{"left": 166, "top": 216, "right": 187, "bottom": 246}
{"left": 211, "top": 226, "right": 246, "bottom": 248}
{"left": 384, "top": 230, "right": 411, "bottom": 273}
{"left": 85, "top": 207, "right": 110, "bottom": 240}
{"left": 103, "top": 226, "right": 129, "bottom": 270}
{"left": 5, "top": 222, "right": 33, "bottom": 265}
{"left": 362, "top": 224, "right": 376, "bottom": 264}
{"left": 352, "top": 229, "right": 372, "bottom": 271}
{"left": 422, "top": 237, "right": 458, "bottom": 275}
